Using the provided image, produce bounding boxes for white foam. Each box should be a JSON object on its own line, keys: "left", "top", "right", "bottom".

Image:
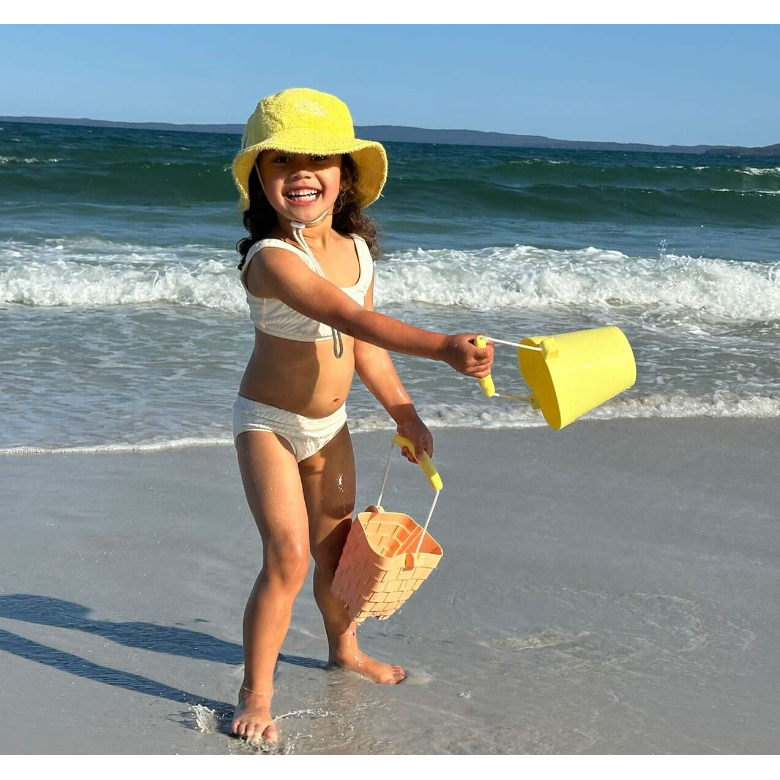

{"left": 374, "top": 245, "right": 780, "bottom": 322}
{"left": 0, "top": 437, "right": 232, "bottom": 457}
{"left": 0, "top": 156, "right": 62, "bottom": 164}
{"left": 276, "top": 708, "right": 334, "bottom": 720}
{"left": 508, "top": 159, "right": 564, "bottom": 165}
{"left": 740, "top": 166, "right": 780, "bottom": 176}
{"left": 0, "top": 239, "right": 243, "bottom": 310}
{"left": 3, "top": 394, "right": 778, "bottom": 457}
{"left": 192, "top": 704, "right": 221, "bottom": 734}
{"left": 2, "top": 238, "right": 779, "bottom": 321}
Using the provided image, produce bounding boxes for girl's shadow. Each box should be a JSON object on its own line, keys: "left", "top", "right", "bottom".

{"left": 0, "top": 593, "right": 325, "bottom": 669}
{"left": 0, "top": 593, "right": 328, "bottom": 728}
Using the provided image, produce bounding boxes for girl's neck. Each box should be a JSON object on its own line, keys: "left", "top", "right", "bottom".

{"left": 276, "top": 215, "right": 334, "bottom": 252}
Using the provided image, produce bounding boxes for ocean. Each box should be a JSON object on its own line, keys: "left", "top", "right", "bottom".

{"left": 2, "top": 120, "right": 779, "bottom": 453}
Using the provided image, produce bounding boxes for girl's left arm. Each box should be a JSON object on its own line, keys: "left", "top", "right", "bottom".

{"left": 354, "top": 277, "right": 433, "bottom": 463}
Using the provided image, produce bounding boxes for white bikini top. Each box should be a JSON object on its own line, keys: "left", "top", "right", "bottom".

{"left": 240, "top": 233, "right": 373, "bottom": 349}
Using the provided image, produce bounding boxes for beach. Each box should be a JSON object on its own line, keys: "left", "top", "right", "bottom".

{"left": 2, "top": 418, "right": 778, "bottom": 754}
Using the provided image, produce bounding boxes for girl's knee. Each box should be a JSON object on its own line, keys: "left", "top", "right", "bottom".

{"left": 264, "top": 543, "right": 311, "bottom": 592}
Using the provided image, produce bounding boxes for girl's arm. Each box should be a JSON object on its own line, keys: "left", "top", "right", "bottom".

{"left": 251, "top": 246, "right": 493, "bottom": 377}
{"left": 353, "top": 277, "right": 432, "bottom": 462}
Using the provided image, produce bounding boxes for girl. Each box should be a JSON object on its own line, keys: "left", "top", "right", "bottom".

{"left": 230, "top": 88, "right": 494, "bottom": 743}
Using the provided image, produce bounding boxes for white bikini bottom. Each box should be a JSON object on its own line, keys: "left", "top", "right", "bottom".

{"left": 232, "top": 394, "right": 347, "bottom": 462}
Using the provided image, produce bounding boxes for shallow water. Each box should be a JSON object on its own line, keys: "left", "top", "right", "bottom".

{"left": 2, "top": 121, "right": 779, "bottom": 453}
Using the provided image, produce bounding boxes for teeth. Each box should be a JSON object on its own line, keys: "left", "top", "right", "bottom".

{"left": 287, "top": 190, "right": 319, "bottom": 199}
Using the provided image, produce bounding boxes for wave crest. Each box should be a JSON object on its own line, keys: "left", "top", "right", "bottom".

{"left": 3, "top": 239, "right": 779, "bottom": 322}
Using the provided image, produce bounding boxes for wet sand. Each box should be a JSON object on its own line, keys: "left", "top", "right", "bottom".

{"left": 1, "top": 419, "right": 778, "bottom": 754}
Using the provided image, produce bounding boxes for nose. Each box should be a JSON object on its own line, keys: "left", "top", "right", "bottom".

{"left": 284, "top": 153, "right": 312, "bottom": 171}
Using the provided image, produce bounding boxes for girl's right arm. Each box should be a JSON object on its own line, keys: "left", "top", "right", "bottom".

{"left": 251, "top": 246, "right": 493, "bottom": 378}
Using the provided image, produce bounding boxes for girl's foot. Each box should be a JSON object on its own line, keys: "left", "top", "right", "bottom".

{"left": 329, "top": 651, "right": 407, "bottom": 684}
{"left": 231, "top": 689, "right": 278, "bottom": 742}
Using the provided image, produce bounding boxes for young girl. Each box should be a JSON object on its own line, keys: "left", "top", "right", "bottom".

{"left": 230, "top": 88, "right": 494, "bottom": 743}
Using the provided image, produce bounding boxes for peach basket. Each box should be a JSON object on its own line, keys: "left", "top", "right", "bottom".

{"left": 332, "top": 435, "right": 443, "bottom": 623}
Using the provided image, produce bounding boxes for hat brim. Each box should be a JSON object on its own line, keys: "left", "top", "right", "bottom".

{"left": 232, "top": 133, "right": 387, "bottom": 212}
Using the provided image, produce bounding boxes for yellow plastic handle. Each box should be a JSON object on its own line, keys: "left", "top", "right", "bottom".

{"left": 393, "top": 434, "right": 443, "bottom": 491}
{"left": 474, "top": 335, "right": 495, "bottom": 397}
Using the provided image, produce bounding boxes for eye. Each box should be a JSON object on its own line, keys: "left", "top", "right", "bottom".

{"left": 310, "top": 154, "right": 329, "bottom": 162}
{"left": 272, "top": 154, "right": 290, "bottom": 163}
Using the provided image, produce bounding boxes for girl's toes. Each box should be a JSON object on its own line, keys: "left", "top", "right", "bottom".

{"left": 263, "top": 723, "right": 279, "bottom": 742}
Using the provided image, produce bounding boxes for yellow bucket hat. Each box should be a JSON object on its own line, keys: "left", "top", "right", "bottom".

{"left": 232, "top": 87, "right": 388, "bottom": 212}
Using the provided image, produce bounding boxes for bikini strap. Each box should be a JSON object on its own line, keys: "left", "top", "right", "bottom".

{"left": 244, "top": 238, "right": 326, "bottom": 278}
{"left": 241, "top": 237, "right": 343, "bottom": 359}
{"left": 350, "top": 234, "right": 373, "bottom": 289}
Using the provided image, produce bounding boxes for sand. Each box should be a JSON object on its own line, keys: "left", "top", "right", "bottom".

{"left": 1, "top": 418, "right": 778, "bottom": 754}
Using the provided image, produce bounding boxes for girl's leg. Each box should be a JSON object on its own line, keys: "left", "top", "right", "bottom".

{"left": 232, "top": 430, "right": 311, "bottom": 741}
{"left": 298, "top": 424, "right": 406, "bottom": 684}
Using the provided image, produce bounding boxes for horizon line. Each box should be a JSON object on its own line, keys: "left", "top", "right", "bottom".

{"left": 1, "top": 114, "right": 778, "bottom": 154}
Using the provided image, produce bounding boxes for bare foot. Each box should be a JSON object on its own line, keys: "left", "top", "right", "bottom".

{"left": 231, "top": 689, "right": 278, "bottom": 743}
{"left": 329, "top": 651, "right": 407, "bottom": 684}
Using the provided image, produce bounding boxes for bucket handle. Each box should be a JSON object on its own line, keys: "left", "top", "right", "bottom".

{"left": 375, "top": 435, "right": 442, "bottom": 555}
{"left": 475, "top": 334, "right": 541, "bottom": 403}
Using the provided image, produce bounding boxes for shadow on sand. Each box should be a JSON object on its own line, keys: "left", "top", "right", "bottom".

{"left": 0, "top": 593, "right": 329, "bottom": 728}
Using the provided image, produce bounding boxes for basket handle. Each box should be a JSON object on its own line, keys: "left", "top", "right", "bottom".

{"left": 392, "top": 435, "right": 443, "bottom": 491}
{"left": 376, "top": 435, "right": 443, "bottom": 508}
{"left": 375, "top": 435, "right": 443, "bottom": 555}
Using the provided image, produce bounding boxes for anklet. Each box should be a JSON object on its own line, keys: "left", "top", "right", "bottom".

{"left": 241, "top": 685, "right": 273, "bottom": 697}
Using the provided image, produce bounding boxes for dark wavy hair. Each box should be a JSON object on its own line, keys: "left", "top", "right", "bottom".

{"left": 236, "top": 153, "right": 382, "bottom": 271}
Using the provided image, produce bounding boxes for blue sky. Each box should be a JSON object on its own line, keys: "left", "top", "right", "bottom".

{"left": 1, "top": 24, "right": 778, "bottom": 146}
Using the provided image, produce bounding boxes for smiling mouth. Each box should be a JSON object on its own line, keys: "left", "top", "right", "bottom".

{"left": 284, "top": 189, "right": 321, "bottom": 204}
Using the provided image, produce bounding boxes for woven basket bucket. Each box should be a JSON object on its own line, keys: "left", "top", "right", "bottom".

{"left": 332, "top": 435, "right": 443, "bottom": 623}
{"left": 332, "top": 509, "right": 443, "bottom": 623}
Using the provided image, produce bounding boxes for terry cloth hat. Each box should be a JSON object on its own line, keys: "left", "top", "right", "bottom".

{"left": 232, "top": 87, "right": 388, "bottom": 212}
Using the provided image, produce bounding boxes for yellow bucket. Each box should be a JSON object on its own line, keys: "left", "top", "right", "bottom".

{"left": 476, "top": 326, "right": 636, "bottom": 430}
{"left": 519, "top": 326, "right": 636, "bottom": 429}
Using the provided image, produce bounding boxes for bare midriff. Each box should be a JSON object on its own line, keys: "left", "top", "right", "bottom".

{"left": 238, "top": 329, "right": 355, "bottom": 418}
{"left": 237, "top": 230, "right": 363, "bottom": 418}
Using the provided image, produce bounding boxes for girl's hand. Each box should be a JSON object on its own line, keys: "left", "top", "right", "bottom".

{"left": 440, "top": 334, "right": 494, "bottom": 378}
{"left": 395, "top": 414, "right": 434, "bottom": 464}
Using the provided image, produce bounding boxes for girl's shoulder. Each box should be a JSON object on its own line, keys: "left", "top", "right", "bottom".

{"left": 245, "top": 237, "right": 309, "bottom": 263}
{"left": 342, "top": 231, "right": 372, "bottom": 260}
{"left": 241, "top": 238, "right": 314, "bottom": 298}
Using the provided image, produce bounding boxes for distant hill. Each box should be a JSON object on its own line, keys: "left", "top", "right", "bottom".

{"left": 703, "top": 142, "right": 780, "bottom": 158}
{"left": 355, "top": 125, "right": 714, "bottom": 154}
{"left": 0, "top": 115, "right": 245, "bottom": 135}
{"left": 1, "top": 115, "right": 777, "bottom": 156}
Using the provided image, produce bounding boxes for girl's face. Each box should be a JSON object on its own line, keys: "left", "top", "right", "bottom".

{"left": 256, "top": 151, "right": 343, "bottom": 223}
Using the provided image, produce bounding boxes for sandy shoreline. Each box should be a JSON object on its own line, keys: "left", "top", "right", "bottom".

{"left": 1, "top": 418, "right": 778, "bottom": 754}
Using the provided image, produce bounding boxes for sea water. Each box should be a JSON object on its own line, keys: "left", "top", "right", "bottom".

{"left": 2, "top": 121, "right": 779, "bottom": 452}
